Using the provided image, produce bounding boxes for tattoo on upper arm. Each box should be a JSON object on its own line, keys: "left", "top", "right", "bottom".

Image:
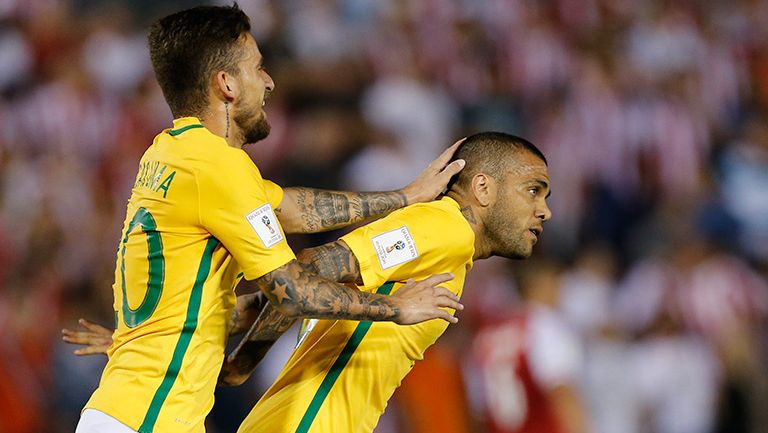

{"left": 290, "top": 188, "right": 407, "bottom": 232}
{"left": 298, "top": 241, "right": 361, "bottom": 284}
{"left": 254, "top": 260, "right": 398, "bottom": 321}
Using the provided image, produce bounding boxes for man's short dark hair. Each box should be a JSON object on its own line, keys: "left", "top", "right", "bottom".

{"left": 447, "top": 131, "right": 547, "bottom": 191}
{"left": 148, "top": 4, "right": 251, "bottom": 117}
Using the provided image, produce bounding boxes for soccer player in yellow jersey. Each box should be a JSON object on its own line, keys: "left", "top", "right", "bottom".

{"left": 72, "top": 4, "right": 466, "bottom": 433}
{"left": 223, "top": 131, "right": 553, "bottom": 433}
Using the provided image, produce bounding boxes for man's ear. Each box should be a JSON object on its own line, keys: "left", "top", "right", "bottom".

{"left": 214, "top": 71, "right": 237, "bottom": 101}
{"left": 471, "top": 173, "right": 496, "bottom": 207}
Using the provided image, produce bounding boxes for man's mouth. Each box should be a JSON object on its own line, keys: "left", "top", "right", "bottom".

{"left": 529, "top": 227, "right": 542, "bottom": 240}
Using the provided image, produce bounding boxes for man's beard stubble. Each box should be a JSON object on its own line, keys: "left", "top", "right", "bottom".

{"left": 486, "top": 200, "right": 532, "bottom": 260}
{"left": 235, "top": 106, "right": 271, "bottom": 145}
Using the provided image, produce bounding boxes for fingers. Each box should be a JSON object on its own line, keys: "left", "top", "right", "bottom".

{"left": 433, "top": 287, "right": 463, "bottom": 310}
{"left": 62, "top": 319, "right": 113, "bottom": 356}
{"left": 433, "top": 309, "right": 459, "bottom": 324}
{"left": 79, "top": 318, "right": 111, "bottom": 334}
{"left": 419, "top": 272, "right": 455, "bottom": 287}
{"left": 63, "top": 331, "right": 98, "bottom": 340}
{"left": 442, "top": 159, "right": 465, "bottom": 177}
{"left": 62, "top": 331, "right": 106, "bottom": 345}
{"left": 74, "top": 346, "right": 108, "bottom": 356}
{"left": 62, "top": 328, "right": 111, "bottom": 344}
{"left": 432, "top": 138, "right": 466, "bottom": 167}
{"left": 61, "top": 329, "right": 90, "bottom": 344}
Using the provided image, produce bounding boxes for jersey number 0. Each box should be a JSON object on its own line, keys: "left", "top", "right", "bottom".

{"left": 120, "top": 207, "right": 165, "bottom": 328}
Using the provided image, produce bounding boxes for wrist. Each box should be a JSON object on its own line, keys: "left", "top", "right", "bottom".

{"left": 388, "top": 297, "right": 403, "bottom": 323}
{"left": 399, "top": 186, "right": 418, "bottom": 206}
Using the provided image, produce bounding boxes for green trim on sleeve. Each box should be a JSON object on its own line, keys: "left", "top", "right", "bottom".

{"left": 294, "top": 282, "right": 395, "bottom": 433}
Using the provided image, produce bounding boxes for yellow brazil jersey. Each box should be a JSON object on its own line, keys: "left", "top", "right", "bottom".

{"left": 238, "top": 196, "right": 474, "bottom": 433}
{"left": 85, "top": 117, "right": 295, "bottom": 433}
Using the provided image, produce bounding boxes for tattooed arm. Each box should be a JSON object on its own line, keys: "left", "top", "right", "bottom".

{"left": 275, "top": 188, "right": 408, "bottom": 234}
{"left": 223, "top": 242, "right": 360, "bottom": 359}
{"left": 219, "top": 303, "right": 295, "bottom": 386}
{"left": 275, "top": 140, "right": 465, "bottom": 234}
{"left": 253, "top": 256, "right": 462, "bottom": 323}
{"left": 228, "top": 291, "right": 268, "bottom": 335}
{"left": 295, "top": 240, "right": 363, "bottom": 284}
{"left": 220, "top": 241, "right": 378, "bottom": 386}
{"left": 221, "top": 241, "right": 466, "bottom": 385}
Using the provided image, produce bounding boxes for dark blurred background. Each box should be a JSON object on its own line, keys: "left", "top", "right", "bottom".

{"left": 1, "top": 0, "right": 767, "bottom": 432}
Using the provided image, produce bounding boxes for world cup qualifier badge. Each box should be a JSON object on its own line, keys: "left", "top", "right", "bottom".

{"left": 246, "top": 204, "right": 283, "bottom": 248}
{"left": 262, "top": 215, "right": 275, "bottom": 234}
{"left": 386, "top": 240, "right": 406, "bottom": 253}
{"left": 372, "top": 226, "right": 418, "bottom": 270}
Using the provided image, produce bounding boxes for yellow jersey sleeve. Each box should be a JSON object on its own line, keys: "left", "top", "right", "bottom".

{"left": 263, "top": 179, "right": 284, "bottom": 209}
{"left": 197, "top": 149, "right": 295, "bottom": 280}
{"left": 340, "top": 197, "right": 474, "bottom": 294}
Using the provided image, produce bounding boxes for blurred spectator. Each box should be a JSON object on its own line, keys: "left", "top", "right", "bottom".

{"left": 467, "top": 260, "right": 590, "bottom": 433}
{"left": 718, "top": 114, "right": 768, "bottom": 262}
{"left": 616, "top": 209, "right": 768, "bottom": 433}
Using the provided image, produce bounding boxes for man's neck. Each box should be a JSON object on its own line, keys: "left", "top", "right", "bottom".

{"left": 198, "top": 102, "right": 242, "bottom": 148}
{"left": 446, "top": 191, "right": 491, "bottom": 260}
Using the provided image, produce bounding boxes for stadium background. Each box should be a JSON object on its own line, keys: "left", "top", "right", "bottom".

{"left": 0, "top": 0, "right": 767, "bottom": 432}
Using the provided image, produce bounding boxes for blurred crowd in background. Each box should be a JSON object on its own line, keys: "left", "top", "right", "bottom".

{"left": 1, "top": 0, "right": 767, "bottom": 432}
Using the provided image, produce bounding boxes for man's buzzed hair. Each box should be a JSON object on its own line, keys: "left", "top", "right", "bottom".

{"left": 447, "top": 131, "right": 547, "bottom": 191}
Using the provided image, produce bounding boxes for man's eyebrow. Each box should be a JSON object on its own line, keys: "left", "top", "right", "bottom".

{"left": 535, "top": 179, "right": 551, "bottom": 198}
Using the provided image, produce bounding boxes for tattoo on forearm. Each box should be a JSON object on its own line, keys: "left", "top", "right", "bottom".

{"left": 255, "top": 260, "right": 399, "bottom": 322}
{"left": 297, "top": 241, "right": 362, "bottom": 284}
{"left": 290, "top": 188, "right": 407, "bottom": 233}
{"left": 315, "top": 191, "right": 351, "bottom": 228}
{"left": 219, "top": 338, "right": 273, "bottom": 386}
{"left": 228, "top": 292, "right": 267, "bottom": 336}
{"left": 363, "top": 191, "right": 408, "bottom": 217}
{"left": 230, "top": 308, "right": 242, "bottom": 334}
{"left": 220, "top": 304, "right": 296, "bottom": 385}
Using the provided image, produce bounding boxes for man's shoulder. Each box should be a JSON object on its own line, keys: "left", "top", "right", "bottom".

{"left": 398, "top": 197, "right": 463, "bottom": 220}
{"left": 382, "top": 199, "right": 474, "bottom": 261}
{"left": 152, "top": 129, "right": 258, "bottom": 175}
{"left": 401, "top": 198, "right": 473, "bottom": 239}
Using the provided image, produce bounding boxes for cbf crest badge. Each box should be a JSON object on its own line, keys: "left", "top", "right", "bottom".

{"left": 372, "top": 226, "right": 418, "bottom": 270}
{"left": 246, "top": 204, "right": 283, "bottom": 248}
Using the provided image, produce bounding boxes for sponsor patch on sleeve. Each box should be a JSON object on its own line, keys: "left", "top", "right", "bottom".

{"left": 372, "top": 226, "right": 419, "bottom": 270}
{"left": 246, "top": 204, "right": 283, "bottom": 248}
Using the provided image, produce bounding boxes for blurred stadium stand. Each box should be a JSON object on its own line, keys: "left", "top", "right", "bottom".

{"left": 0, "top": 1, "right": 766, "bottom": 432}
